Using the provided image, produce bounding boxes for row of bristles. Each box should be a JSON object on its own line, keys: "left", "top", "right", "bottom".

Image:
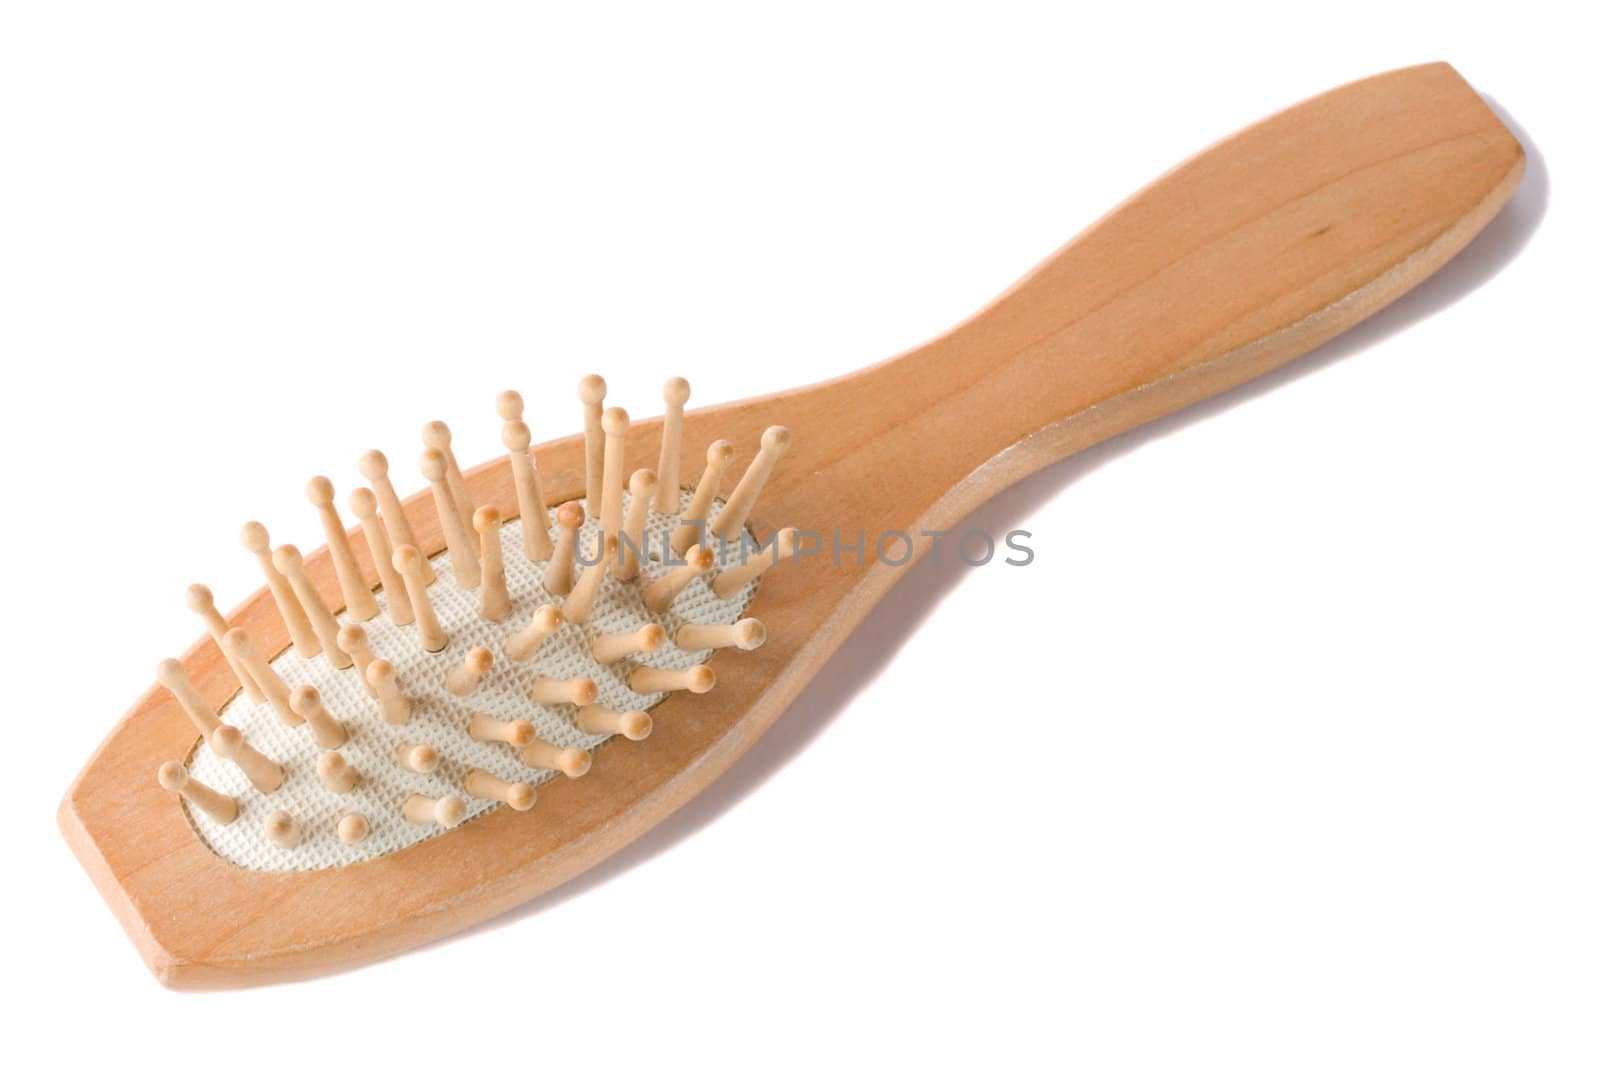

{"left": 155, "top": 375, "right": 797, "bottom": 848}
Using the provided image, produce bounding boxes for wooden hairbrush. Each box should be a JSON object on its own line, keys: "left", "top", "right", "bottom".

{"left": 60, "top": 62, "right": 1522, "bottom": 988}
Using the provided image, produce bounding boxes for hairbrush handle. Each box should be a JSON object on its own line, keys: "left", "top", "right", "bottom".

{"left": 748, "top": 63, "right": 1523, "bottom": 547}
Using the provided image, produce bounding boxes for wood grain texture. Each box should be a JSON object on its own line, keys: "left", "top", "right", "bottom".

{"left": 60, "top": 63, "right": 1523, "bottom": 988}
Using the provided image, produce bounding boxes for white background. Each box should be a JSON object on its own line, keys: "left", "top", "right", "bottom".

{"left": 3, "top": 3, "right": 1595, "bottom": 1082}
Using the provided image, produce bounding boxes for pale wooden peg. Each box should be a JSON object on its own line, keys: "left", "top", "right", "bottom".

{"left": 240, "top": 521, "right": 319, "bottom": 656}
{"left": 599, "top": 406, "right": 629, "bottom": 544}
{"left": 591, "top": 622, "right": 665, "bottom": 665}
{"left": 272, "top": 545, "right": 353, "bottom": 669}
{"left": 675, "top": 617, "right": 768, "bottom": 652}
{"left": 337, "top": 812, "right": 370, "bottom": 843}
{"left": 403, "top": 793, "right": 467, "bottom": 829}
{"left": 711, "top": 425, "right": 791, "bottom": 543}
{"left": 392, "top": 545, "right": 447, "bottom": 652}
{"left": 496, "top": 389, "right": 524, "bottom": 424}
{"left": 316, "top": 751, "right": 359, "bottom": 794}
{"left": 335, "top": 625, "right": 378, "bottom": 692}
{"left": 521, "top": 737, "right": 592, "bottom": 779}
{"left": 158, "top": 761, "right": 238, "bottom": 824}
{"left": 466, "top": 768, "right": 537, "bottom": 811}
{"left": 543, "top": 501, "right": 585, "bottom": 596}
{"left": 358, "top": 449, "right": 433, "bottom": 585}
{"left": 447, "top": 647, "right": 494, "bottom": 696}
{"left": 367, "top": 658, "right": 412, "bottom": 724}
{"left": 264, "top": 810, "right": 302, "bottom": 849}
{"left": 156, "top": 657, "right": 226, "bottom": 742}
{"left": 561, "top": 535, "right": 615, "bottom": 625}
{"left": 473, "top": 506, "right": 511, "bottom": 622}
{"left": 529, "top": 675, "right": 599, "bottom": 707}
{"left": 420, "top": 447, "right": 481, "bottom": 588}
{"left": 422, "top": 420, "right": 478, "bottom": 555}
{"left": 616, "top": 468, "right": 657, "bottom": 581}
{"left": 712, "top": 527, "right": 800, "bottom": 598}
{"left": 210, "top": 724, "right": 286, "bottom": 793}
{"left": 307, "top": 475, "right": 379, "bottom": 621}
{"left": 501, "top": 420, "right": 554, "bottom": 562}
{"left": 654, "top": 377, "right": 691, "bottom": 515}
{"left": 642, "top": 543, "right": 713, "bottom": 612}
{"left": 467, "top": 713, "right": 535, "bottom": 748}
{"left": 670, "top": 440, "right": 736, "bottom": 554}
{"left": 183, "top": 584, "right": 263, "bottom": 702}
{"left": 221, "top": 629, "right": 303, "bottom": 725}
{"left": 289, "top": 685, "right": 348, "bottom": 749}
{"left": 576, "top": 705, "right": 653, "bottom": 741}
{"left": 397, "top": 742, "right": 439, "bottom": 774}
{"left": 349, "top": 487, "right": 414, "bottom": 625}
{"left": 579, "top": 374, "right": 606, "bottom": 515}
{"left": 505, "top": 604, "right": 563, "bottom": 663}
{"left": 630, "top": 664, "right": 716, "bottom": 695}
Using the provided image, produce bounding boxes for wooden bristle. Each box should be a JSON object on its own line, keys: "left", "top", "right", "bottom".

{"left": 578, "top": 374, "right": 606, "bottom": 515}
{"left": 506, "top": 604, "right": 563, "bottom": 663}
{"left": 183, "top": 584, "right": 263, "bottom": 702}
{"left": 420, "top": 447, "right": 480, "bottom": 589}
{"left": 272, "top": 544, "right": 353, "bottom": 669}
{"left": 496, "top": 389, "right": 524, "bottom": 424}
{"left": 616, "top": 468, "right": 657, "bottom": 581}
{"left": 590, "top": 622, "right": 666, "bottom": 665}
{"left": 447, "top": 646, "right": 494, "bottom": 697}
{"left": 264, "top": 810, "right": 302, "bottom": 849}
{"left": 466, "top": 768, "right": 537, "bottom": 811}
{"left": 473, "top": 506, "right": 511, "bottom": 622}
{"left": 576, "top": 705, "right": 653, "bottom": 741}
{"left": 392, "top": 545, "right": 447, "bottom": 652}
{"left": 156, "top": 657, "right": 225, "bottom": 742}
{"left": 560, "top": 535, "right": 615, "bottom": 625}
{"left": 239, "top": 521, "right": 319, "bottom": 656}
{"left": 210, "top": 724, "right": 285, "bottom": 793}
{"left": 306, "top": 475, "right": 379, "bottom": 621}
{"left": 336, "top": 812, "right": 370, "bottom": 843}
{"left": 467, "top": 713, "right": 535, "bottom": 748}
{"left": 712, "top": 527, "right": 799, "bottom": 598}
{"left": 289, "top": 685, "right": 348, "bottom": 750}
{"left": 529, "top": 675, "right": 599, "bottom": 707}
{"left": 158, "top": 761, "right": 238, "bottom": 824}
{"left": 599, "top": 407, "right": 629, "bottom": 546}
{"left": 357, "top": 449, "right": 433, "bottom": 585}
{"left": 654, "top": 377, "right": 691, "bottom": 515}
{"left": 643, "top": 543, "right": 713, "bottom": 613}
{"left": 630, "top": 664, "right": 716, "bottom": 695}
{"left": 397, "top": 742, "right": 439, "bottom": 774}
{"left": 421, "top": 421, "right": 477, "bottom": 555}
{"left": 675, "top": 617, "right": 767, "bottom": 652}
{"left": 403, "top": 793, "right": 466, "bottom": 829}
{"left": 221, "top": 628, "right": 303, "bottom": 725}
{"left": 710, "top": 425, "right": 791, "bottom": 543}
{"left": 349, "top": 486, "right": 414, "bottom": 625}
{"left": 544, "top": 501, "right": 585, "bottom": 597}
{"left": 316, "top": 751, "right": 359, "bottom": 794}
{"left": 521, "top": 737, "right": 592, "bottom": 779}
{"left": 501, "top": 418, "right": 554, "bottom": 562}
{"left": 670, "top": 440, "right": 736, "bottom": 555}
{"left": 367, "top": 658, "right": 412, "bottom": 725}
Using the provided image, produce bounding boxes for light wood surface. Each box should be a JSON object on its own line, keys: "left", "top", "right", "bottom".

{"left": 59, "top": 63, "right": 1525, "bottom": 989}
{"left": 367, "top": 658, "right": 411, "bottom": 725}
{"left": 466, "top": 769, "right": 537, "bottom": 811}
{"left": 560, "top": 536, "right": 614, "bottom": 625}
{"left": 575, "top": 705, "right": 653, "bottom": 741}
{"left": 420, "top": 448, "right": 480, "bottom": 588}
{"left": 336, "top": 812, "right": 370, "bottom": 844}
{"left": 397, "top": 743, "right": 439, "bottom": 774}
{"left": 289, "top": 685, "right": 348, "bottom": 750}
{"left": 223, "top": 628, "right": 302, "bottom": 725}
{"left": 711, "top": 528, "right": 798, "bottom": 599}
{"left": 273, "top": 545, "right": 352, "bottom": 669}
{"left": 158, "top": 762, "right": 237, "bottom": 824}
{"left": 466, "top": 713, "right": 535, "bottom": 748}
{"left": 643, "top": 544, "right": 712, "bottom": 612}
{"left": 447, "top": 647, "right": 494, "bottom": 696}
{"left": 422, "top": 422, "right": 477, "bottom": 554}
{"left": 520, "top": 738, "right": 592, "bottom": 778}
{"left": 598, "top": 407, "right": 628, "bottom": 543}
{"left": 674, "top": 618, "right": 766, "bottom": 652}
{"left": 616, "top": 468, "right": 657, "bottom": 581}
{"left": 590, "top": 622, "right": 666, "bottom": 665}
{"left": 155, "top": 658, "right": 225, "bottom": 742}
{"left": 316, "top": 751, "right": 359, "bottom": 794}
{"left": 264, "top": 810, "right": 301, "bottom": 849}
{"left": 529, "top": 675, "right": 599, "bottom": 707}
{"left": 543, "top": 501, "right": 584, "bottom": 596}
{"left": 392, "top": 546, "right": 447, "bottom": 653}
{"left": 334, "top": 625, "right": 377, "bottom": 692}
{"left": 402, "top": 793, "right": 466, "bottom": 828}
{"left": 579, "top": 374, "right": 606, "bottom": 514}
{"left": 710, "top": 425, "right": 790, "bottom": 543}
{"left": 210, "top": 724, "right": 284, "bottom": 794}
{"left": 629, "top": 664, "right": 716, "bottom": 695}
{"left": 505, "top": 604, "right": 563, "bottom": 663}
